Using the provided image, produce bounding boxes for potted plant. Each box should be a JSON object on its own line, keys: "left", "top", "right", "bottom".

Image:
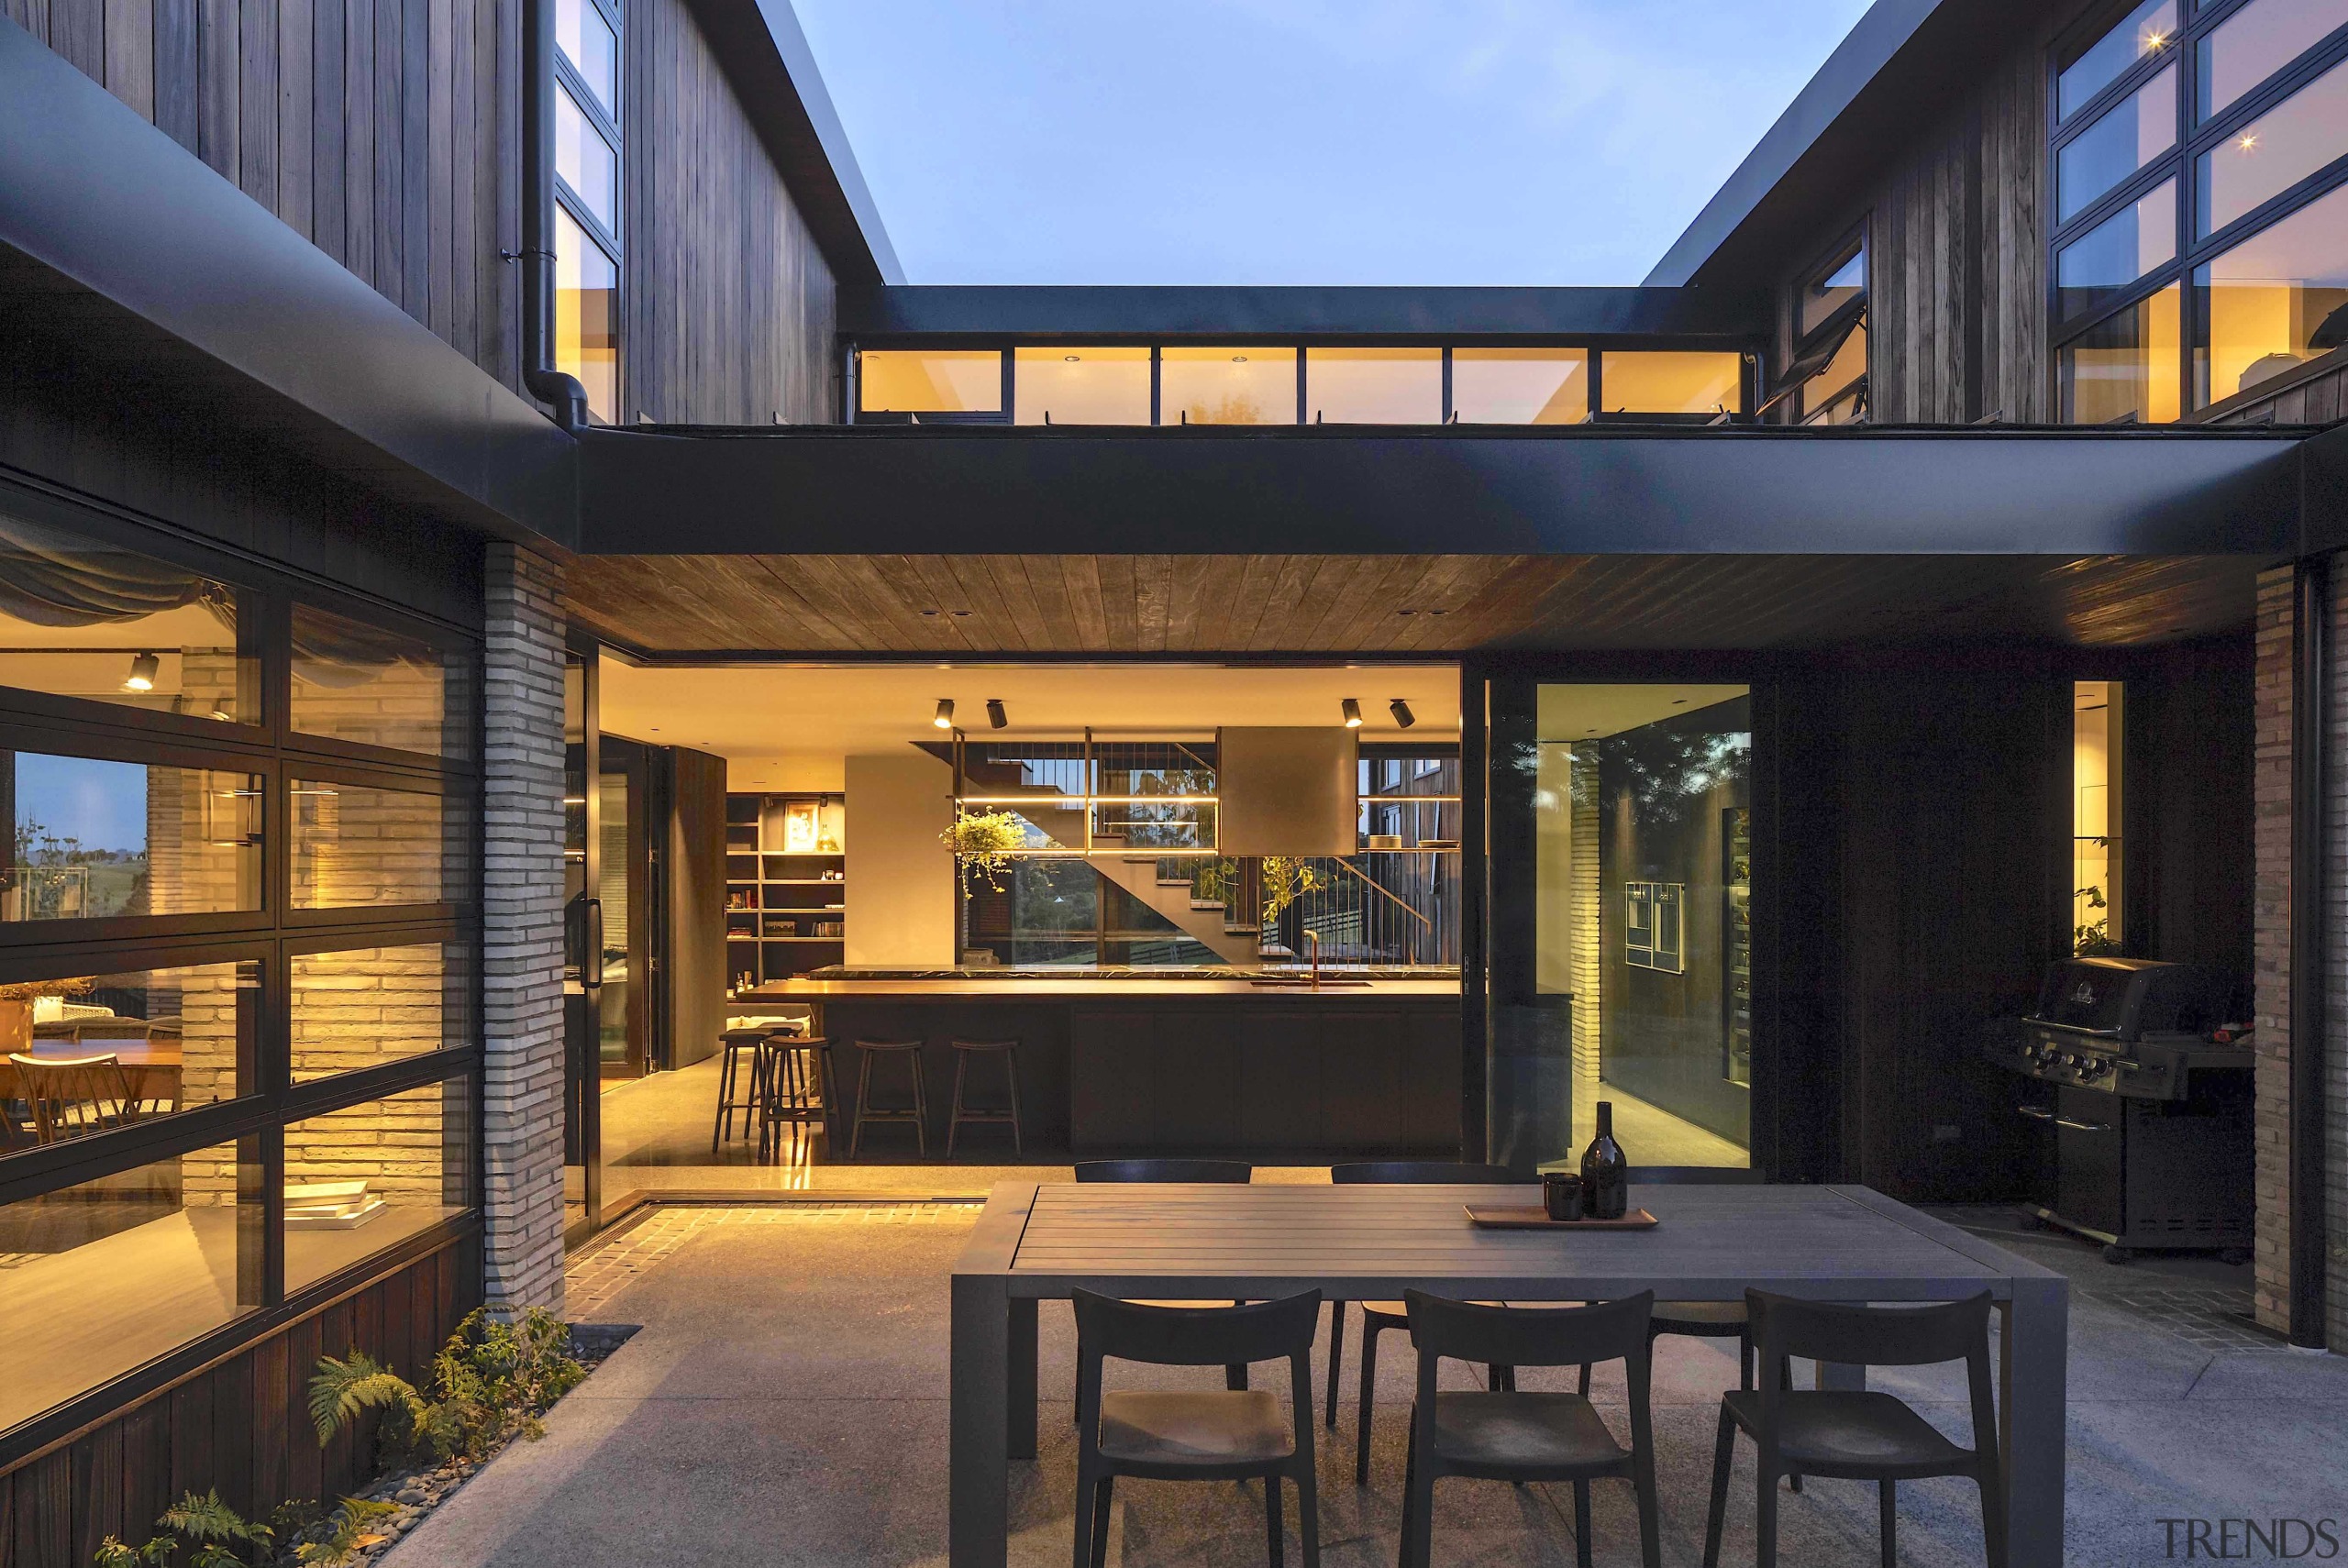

{"left": 0, "top": 977, "right": 93, "bottom": 1055}
{"left": 940, "top": 810, "right": 1028, "bottom": 892}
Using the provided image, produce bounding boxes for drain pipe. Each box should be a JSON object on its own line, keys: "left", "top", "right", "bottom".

{"left": 518, "top": 0, "right": 588, "bottom": 430}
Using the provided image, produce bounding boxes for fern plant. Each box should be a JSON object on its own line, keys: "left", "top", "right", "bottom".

{"left": 94, "top": 1488, "right": 274, "bottom": 1568}
{"left": 308, "top": 1349, "right": 429, "bottom": 1459}
{"left": 294, "top": 1496, "right": 401, "bottom": 1566}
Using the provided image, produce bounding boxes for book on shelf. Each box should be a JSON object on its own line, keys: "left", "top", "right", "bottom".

{"left": 285, "top": 1179, "right": 384, "bottom": 1230}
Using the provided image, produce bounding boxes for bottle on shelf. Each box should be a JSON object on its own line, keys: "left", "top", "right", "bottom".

{"left": 1579, "top": 1100, "right": 1628, "bottom": 1220}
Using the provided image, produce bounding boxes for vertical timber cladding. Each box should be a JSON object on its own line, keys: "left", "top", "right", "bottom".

{"left": 2, "top": 0, "right": 522, "bottom": 390}
{"left": 1767, "top": 8, "right": 2060, "bottom": 424}
{"left": 0, "top": 1237, "right": 480, "bottom": 1568}
{"left": 624, "top": 0, "right": 838, "bottom": 425}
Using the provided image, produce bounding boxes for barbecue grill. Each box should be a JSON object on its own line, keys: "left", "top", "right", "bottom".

{"left": 1982, "top": 956, "right": 2252, "bottom": 1264}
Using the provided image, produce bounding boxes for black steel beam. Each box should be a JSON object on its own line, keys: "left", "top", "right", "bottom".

{"left": 0, "top": 18, "right": 577, "bottom": 547}
{"left": 837, "top": 284, "right": 1767, "bottom": 342}
{"left": 580, "top": 424, "right": 2306, "bottom": 558}
{"left": 2290, "top": 555, "right": 2330, "bottom": 1348}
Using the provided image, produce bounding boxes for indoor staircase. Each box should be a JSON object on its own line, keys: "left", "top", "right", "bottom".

{"left": 1090, "top": 854, "right": 1262, "bottom": 966}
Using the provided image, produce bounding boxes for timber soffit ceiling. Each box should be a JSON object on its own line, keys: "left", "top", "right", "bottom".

{"left": 561, "top": 552, "right": 2265, "bottom": 657}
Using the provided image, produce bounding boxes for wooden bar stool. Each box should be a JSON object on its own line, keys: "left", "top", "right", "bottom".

{"left": 849, "top": 1038, "right": 930, "bottom": 1158}
{"left": 760, "top": 1034, "right": 838, "bottom": 1161}
{"left": 710, "top": 1027, "right": 772, "bottom": 1152}
{"left": 946, "top": 1038, "right": 1024, "bottom": 1156}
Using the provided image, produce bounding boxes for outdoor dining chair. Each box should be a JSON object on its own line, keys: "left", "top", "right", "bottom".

{"left": 1400, "top": 1290, "right": 1662, "bottom": 1568}
{"left": 1324, "top": 1161, "right": 1518, "bottom": 1482}
{"left": 1701, "top": 1288, "right": 2005, "bottom": 1568}
{"left": 1072, "top": 1289, "right": 1324, "bottom": 1568}
{"left": 1072, "top": 1158, "right": 1256, "bottom": 1413}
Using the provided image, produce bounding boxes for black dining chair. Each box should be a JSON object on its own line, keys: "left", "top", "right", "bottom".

{"left": 1072, "top": 1158, "right": 1257, "bottom": 1413}
{"left": 1401, "top": 1291, "right": 1661, "bottom": 1568}
{"left": 1324, "top": 1161, "right": 1520, "bottom": 1483}
{"left": 1072, "top": 1289, "right": 1324, "bottom": 1568}
{"left": 1701, "top": 1289, "right": 2006, "bottom": 1568}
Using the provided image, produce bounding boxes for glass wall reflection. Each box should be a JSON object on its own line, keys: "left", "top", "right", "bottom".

{"left": 1534, "top": 684, "right": 1751, "bottom": 1167}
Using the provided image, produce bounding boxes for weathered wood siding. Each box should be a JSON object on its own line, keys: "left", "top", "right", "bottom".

{"left": 2, "top": 0, "right": 525, "bottom": 392}
{"left": 0, "top": 1235, "right": 479, "bottom": 1568}
{"left": 1769, "top": 11, "right": 2075, "bottom": 425}
{"left": 4, "top": 0, "right": 845, "bottom": 426}
{"left": 622, "top": 0, "right": 836, "bottom": 425}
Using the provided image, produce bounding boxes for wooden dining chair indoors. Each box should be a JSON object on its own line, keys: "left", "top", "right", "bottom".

{"left": 1702, "top": 1289, "right": 2006, "bottom": 1568}
{"left": 8, "top": 1052, "right": 138, "bottom": 1143}
{"left": 1072, "top": 1289, "right": 1324, "bottom": 1568}
{"left": 1401, "top": 1291, "right": 1662, "bottom": 1568}
{"left": 1324, "top": 1161, "right": 1521, "bottom": 1484}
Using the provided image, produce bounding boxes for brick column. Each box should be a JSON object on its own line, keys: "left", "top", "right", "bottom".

{"left": 2253, "top": 568, "right": 2294, "bottom": 1334}
{"left": 481, "top": 543, "right": 568, "bottom": 1315}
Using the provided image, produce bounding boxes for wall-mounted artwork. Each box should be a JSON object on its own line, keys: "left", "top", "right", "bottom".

{"left": 1625, "top": 881, "right": 1684, "bottom": 973}
{"left": 782, "top": 800, "right": 821, "bottom": 853}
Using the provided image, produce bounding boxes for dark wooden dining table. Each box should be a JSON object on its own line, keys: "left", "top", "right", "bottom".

{"left": 949, "top": 1180, "right": 2068, "bottom": 1567}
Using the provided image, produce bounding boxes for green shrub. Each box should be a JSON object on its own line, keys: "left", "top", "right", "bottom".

{"left": 94, "top": 1489, "right": 274, "bottom": 1568}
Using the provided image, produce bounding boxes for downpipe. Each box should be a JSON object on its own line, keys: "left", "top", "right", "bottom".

{"left": 518, "top": 0, "right": 588, "bottom": 430}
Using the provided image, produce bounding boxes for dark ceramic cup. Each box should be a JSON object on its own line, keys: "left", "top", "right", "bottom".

{"left": 1543, "top": 1172, "right": 1585, "bottom": 1222}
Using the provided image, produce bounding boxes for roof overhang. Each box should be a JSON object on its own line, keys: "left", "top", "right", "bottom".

{"left": 579, "top": 424, "right": 2311, "bottom": 558}
{"left": 1645, "top": 0, "right": 2045, "bottom": 288}
{"left": 0, "top": 17, "right": 578, "bottom": 547}
{"left": 685, "top": 0, "right": 903, "bottom": 284}
{"left": 837, "top": 285, "right": 1766, "bottom": 342}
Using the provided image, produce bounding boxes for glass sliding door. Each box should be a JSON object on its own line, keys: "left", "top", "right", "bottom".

{"left": 1483, "top": 675, "right": 1755, "bottom": 1173}
{"left": 562, "top": 647, "right": 602, "bottom": 1237}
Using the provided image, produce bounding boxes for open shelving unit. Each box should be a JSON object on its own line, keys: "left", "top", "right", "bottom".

{"left": 725, "top": 791, "right": 847, "bottom": 988}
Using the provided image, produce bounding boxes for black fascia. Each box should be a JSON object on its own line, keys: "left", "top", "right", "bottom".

{"left": 682, "top": 0, "right": 903, "bottom": 284}
{"left": 836, "top": 284, "right": 1767, "bottom": 344}
{"left": 1646, "top": 0, "right": 2044, "bottom": 289}
{"left": 0, "top": 18, "right": 578, "bottom": 547}
{"left": 578, "top": 424, "right": 2303, "bottom": 558}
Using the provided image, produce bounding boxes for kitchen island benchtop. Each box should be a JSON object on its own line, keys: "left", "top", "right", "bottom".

{"left": 739, "top": 977, "right": 1464, "bottom": 1001}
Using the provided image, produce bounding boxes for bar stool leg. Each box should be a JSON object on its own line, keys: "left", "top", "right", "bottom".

{"left": 1006, "top": 1043, "right": 1024, "bottom": 1155}
{"left": 948, "top": 1050, "right": 970, "bottom": 1157}
{"left": 911, "top": 1051, "right": 930, "bottom": 1158}
{"left": 712, "top": 1042, "right": 736, "bottom": 1154}
{"left": 851, "top": 1048, "right": 874, "bottom": 1159}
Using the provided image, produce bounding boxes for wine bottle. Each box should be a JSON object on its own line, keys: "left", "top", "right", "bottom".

{"left": 1580, "top": 1100, "right": 1628, "bottom": 1220}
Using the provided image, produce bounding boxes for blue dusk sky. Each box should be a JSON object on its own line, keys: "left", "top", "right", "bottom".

{"left": 793, "top": 2, "right": 1874, "bottom": 286}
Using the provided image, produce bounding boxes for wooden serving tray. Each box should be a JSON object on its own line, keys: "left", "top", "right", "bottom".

{"left": 1464, "top": 1206, "right": 1660, "bottom": 1231}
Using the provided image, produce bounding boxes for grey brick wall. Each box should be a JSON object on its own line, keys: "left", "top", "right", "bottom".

{"left": 2254, "top": 567, "right": 2292, "bottom": 1334}
{"left": 482, "top": 543, "right": 569, "bottom": 1315}
{"left": 2251, "top": 560, "right": 2348, "bottom": 1348}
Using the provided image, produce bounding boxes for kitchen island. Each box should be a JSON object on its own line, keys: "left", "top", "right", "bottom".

{"left": 740, "top": 971, "right": 1466, "bottom": 1158}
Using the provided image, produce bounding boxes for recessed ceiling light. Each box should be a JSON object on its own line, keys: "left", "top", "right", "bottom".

{"left": 1064, "top": 355, "right": 1081, "bottom": 363}
{"left": 1232, "top": 355, "right": 1248, "bottom": 363}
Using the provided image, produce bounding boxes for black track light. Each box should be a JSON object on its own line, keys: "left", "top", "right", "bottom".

{"left": 986, "top": 699, "right": 1008, "bottom": 729}
{"left": 933, "top": 698, "right": 955, "bottom": 731}
{"left": 1342, "top": 698, "right": 1363, "bottom": 728}
{"left": 125, "top": 651, "right": 159, "bottom": 691}
{"left": 1390, "top": 699, "right": 1415, "bottom": 729}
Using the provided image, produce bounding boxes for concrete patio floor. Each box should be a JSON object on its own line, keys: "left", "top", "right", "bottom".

{"left": 391, "top": 1201, "right": 2348, "bottom": 1568}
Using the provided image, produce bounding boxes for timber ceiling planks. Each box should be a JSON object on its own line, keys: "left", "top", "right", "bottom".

{"left": 562, "top": 553, "right": 2265, "bottom": 657}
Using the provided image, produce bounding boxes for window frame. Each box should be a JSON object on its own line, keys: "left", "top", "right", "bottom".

{"left": 553, "top": 0, "right": 624, "bottom": 421}
{"left": 0, "top": 476, "right": 483, "bottom": 1466}
{"left": 1779, "top": 223, "right": 1871, "bottom": 425}
{"left": 2047, "top": 0, "right": 2348, "bottom": 419}
{"left": 846, "top": 340, "right": 1755, "bottom": 427}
